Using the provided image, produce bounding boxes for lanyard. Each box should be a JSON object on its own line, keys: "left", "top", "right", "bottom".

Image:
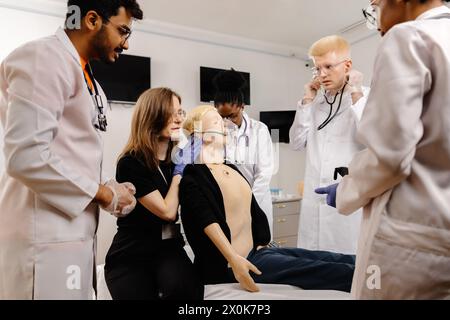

{"left": 158, "top": 166, "right": 168, "bottom": 185}
{"left": 83, "top": 63, "right": 108, "bottom": 132}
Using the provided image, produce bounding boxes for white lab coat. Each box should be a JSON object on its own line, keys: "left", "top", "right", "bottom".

{"left": 225, "top": 112, "right": 274, "bottom": 235}
{"left": 290, "top": 86, "right": 369, "bottom": 254}
{"left": 337, "top": 6, "right": 450, "bottom": 299}
{"left": 0, "top": 125, "right": 4, "bottom": 176}
{"left": 0, "top": 28, "right": 107, "bottom": 299}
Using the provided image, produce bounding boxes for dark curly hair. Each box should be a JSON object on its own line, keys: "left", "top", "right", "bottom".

{"left": 213, "top": 68, "right": 247, "bottom": 107}
{"left": 66, "top": 0, "right": 143, "bottom": 22}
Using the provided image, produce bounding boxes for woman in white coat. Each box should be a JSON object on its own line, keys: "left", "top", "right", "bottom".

{"left": 0, "top": 1, "right": 143, "bottom": 299}
{"left": 320, "top": 0, "right": 450, "bottom": 299}
{"left": 213, "top": 69, "right": 274, "bottom": 235}
{"left": 289, "top": 36, "right": 370, "bottom": 254}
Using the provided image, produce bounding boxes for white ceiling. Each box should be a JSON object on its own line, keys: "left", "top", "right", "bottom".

{"left": 138, "top": 0, "right": 371, "bottom": 48}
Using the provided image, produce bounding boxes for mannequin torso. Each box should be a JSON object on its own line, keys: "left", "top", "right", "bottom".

{"left": 206, "top": 163, "right": 253, "bottom": 259}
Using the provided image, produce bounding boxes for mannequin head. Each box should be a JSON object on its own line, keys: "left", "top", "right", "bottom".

{"left": 183, "top": 105, "right": 227, "bottom": 164}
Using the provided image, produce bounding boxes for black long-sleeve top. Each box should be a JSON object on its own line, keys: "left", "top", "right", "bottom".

{"left": 179, "top": 164, "right": 271, "bottom": 284}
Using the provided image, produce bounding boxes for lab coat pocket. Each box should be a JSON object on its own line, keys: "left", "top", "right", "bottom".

{"left": 362, "top": 234, "right": 450, "bottom": 299}
{"left": 360, "top": 211, "right": 450, "bottom": 299}
{"left": 329, "top": 108, "right": 358, "bottom": 143}
{"left": 33, "top": 239, "right": 95, "bottom": 300}
{"left": 34, "top": 197, "right": 98, "bottom": 243}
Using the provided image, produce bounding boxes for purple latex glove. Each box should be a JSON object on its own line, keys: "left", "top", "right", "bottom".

{"left": 172, "top": 135, "right": 202, "bottom": 176}
{"left": 315, "top": 183, "right": 338, "bottom": 208}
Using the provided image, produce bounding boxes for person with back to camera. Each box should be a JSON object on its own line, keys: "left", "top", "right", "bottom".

{"left": 316, "top": 0, "right": 450, "bottom": 299}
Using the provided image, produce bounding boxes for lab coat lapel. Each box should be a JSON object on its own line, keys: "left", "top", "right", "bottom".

{"left": 55, "top": 28, "right": 82, "bottom": 67}
{"left": 55, "top": 27, "right": 109, "bottom": 127}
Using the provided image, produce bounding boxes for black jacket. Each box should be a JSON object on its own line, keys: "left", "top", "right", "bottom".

{"left": 180, "top": 164, "right": 271, "bottom": 284}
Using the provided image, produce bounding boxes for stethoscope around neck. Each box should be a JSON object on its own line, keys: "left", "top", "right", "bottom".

{"left": 317, "top": 82, "right": 348, "bottom": 131}
{"left": 236, "top": 116, "right": 250, "bottom": 148}
{"left": 83, "top": 63, "right": 108, "bottom": 132}
{"left": 226, "top": 115, "right": 250, "bottom": 165}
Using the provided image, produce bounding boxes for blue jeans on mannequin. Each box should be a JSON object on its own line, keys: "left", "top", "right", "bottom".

{"left": 247, "top": 247, "right": 355, "bottom": 292}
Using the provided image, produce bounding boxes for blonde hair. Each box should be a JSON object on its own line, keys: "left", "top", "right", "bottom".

{"left": 183, "top": 105, "right": 216, "bottom": 135}
{"left": 119, "top": 87, "right": 181, "bottom": 170}
{"left": 308, "top": 35, "right": 351, "bottom": 58}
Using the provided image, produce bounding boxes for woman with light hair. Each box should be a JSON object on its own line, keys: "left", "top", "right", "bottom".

{"left": 289, "top": 34, "right": 370, "bottom": 255}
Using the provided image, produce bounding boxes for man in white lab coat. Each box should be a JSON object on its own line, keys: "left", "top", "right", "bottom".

{"left": 213, "top": 69, "right": 274, "bottom": 235}
{"left": 317, "top": 0, "right": 450, "bottom": 299}
{"left": 0, "top": 1, "right": 143, "bottom": 299}
{"left": 289, "top": 36, "right": 370, "bottom": 254}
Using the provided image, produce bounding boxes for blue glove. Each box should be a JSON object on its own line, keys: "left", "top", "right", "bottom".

{"left": 172, "top": 135, "right": 202, "bottom": 176}
{"left": 315, "top": 183, "right": 338, "bottom": 208}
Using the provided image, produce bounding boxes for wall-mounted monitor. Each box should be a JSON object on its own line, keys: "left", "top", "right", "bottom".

{"left": 91, "top": 54, "right": 151, "bottom": 104}
{"left": 260, "top": 111, "right": 296, "bottom": 143}
{"left": 200, "top": 66, "right": 251, "bottom": 105}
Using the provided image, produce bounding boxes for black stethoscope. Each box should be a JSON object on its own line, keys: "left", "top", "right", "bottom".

{"left": 317, "top": 82, "right": 347, "bottom": 131}
{"left": 83, "top": 63, "right": 108, "bottom": 132}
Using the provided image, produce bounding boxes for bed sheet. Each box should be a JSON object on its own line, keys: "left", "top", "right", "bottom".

{"left": 96, "top": 265, "right": 351, "bottom": 300}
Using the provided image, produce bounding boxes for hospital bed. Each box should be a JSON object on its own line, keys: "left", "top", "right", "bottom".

{"left": 96, "top": 264, "right": 352, "bottom": 300}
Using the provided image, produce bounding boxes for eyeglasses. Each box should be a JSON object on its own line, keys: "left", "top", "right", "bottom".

{"left": 311, "top": 60, "right": 349, "bottom": 77}
{"left": 173, "top": 109, "right": 187, "bottom": 119}
{"left": 105, "top": 19, "right": 133, "bottom": 43}
{"left": 362, "top": 3, "right": 379, "bottom": 30}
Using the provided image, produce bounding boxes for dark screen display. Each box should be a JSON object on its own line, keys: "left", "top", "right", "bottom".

{"left": 91, "top": 54, "right": 151, "bottom": 104}
{"left": 260, "top": 111, "right": 296, "bottom": 143}
{"left": 200, "top": 66, "right": 251, "bottom": 105}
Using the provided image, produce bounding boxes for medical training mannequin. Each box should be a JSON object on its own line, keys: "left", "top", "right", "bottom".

{"left": 213, "top": 69, "right": 274, "bottom": 236}
{"left": 289, "top": 35, "right": 370, "bottom": 254}
{"left": 179, "top": 106, "right": 356, "bottom": 293}
{"left": 318, "top": 0, "right": 450, "bottom": 299}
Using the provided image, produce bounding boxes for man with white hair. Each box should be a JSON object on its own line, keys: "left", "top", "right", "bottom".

{"left": 289, "top": 35, "right": 370, "bottom": 254}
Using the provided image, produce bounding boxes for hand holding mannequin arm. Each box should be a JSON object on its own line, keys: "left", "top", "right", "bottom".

{"left": 204, "top": 223, "right": 261, "bottom": 292}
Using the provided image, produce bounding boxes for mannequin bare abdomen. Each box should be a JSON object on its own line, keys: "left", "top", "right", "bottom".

{"left": 208, "top": 165, "right": 253, "bottom": 258}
